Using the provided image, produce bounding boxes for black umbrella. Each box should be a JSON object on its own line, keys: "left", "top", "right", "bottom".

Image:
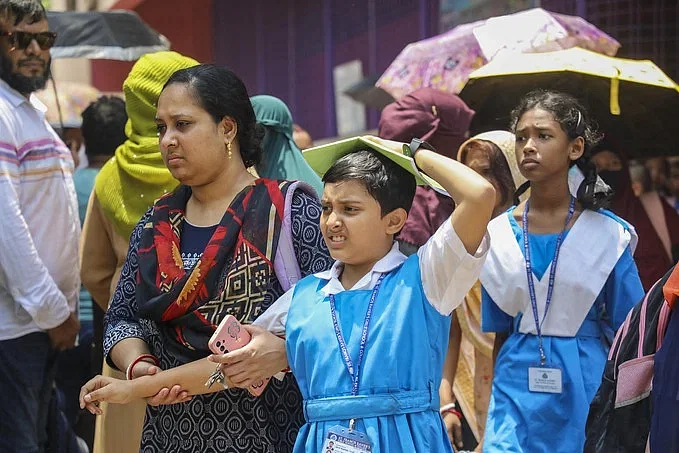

{"left": 46, "top": 10, "right": 170, "bottom": 61}
{"left": 343, "top": 74, "right": 395, "bottom": 111}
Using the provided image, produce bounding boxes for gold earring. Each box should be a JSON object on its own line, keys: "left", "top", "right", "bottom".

{"left": 227, "top": 141, "right": 232, "bottom": 159}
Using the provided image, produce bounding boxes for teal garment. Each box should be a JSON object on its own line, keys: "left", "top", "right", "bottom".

{"left": 73, "top": 167, "right": 99, "bottom": 224}
{"left": 72, "top": 167, "right": 99, "bottom": 322}
{"left": 251, "top": 95, "right": 324, "bottom": 196}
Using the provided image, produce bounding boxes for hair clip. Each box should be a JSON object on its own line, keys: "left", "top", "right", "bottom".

{"left": 575, "top": 111, "right": 585, "bottom": 136}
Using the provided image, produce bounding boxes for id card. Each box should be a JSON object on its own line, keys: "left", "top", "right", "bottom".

{"left": 528, "top": 366, "right": 563, "bottom": 394}
{"left": 322, "top": 425, "right": 373, "bottom": 453}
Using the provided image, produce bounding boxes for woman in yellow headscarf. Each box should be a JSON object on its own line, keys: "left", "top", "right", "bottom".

{"left": 80, "top": 51, "right": 199, "bottom": 453}
{"left": 439, "top": 131, "right": 526, "bottom": 452}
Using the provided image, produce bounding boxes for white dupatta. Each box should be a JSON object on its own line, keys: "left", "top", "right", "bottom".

{"left": 480, "top": 209, "right": 632, "bottom": 337}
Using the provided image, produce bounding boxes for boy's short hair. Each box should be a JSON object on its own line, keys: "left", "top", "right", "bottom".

{"left": 81, "top": 96, "right": 127, "bottom": 158}
{"left": 322, "top": 149, "right": 417, "bottom": 216}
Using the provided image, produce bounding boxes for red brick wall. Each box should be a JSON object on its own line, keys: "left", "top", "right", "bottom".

{"left": 91, "top": 0, "right": 214, "bottom": 92}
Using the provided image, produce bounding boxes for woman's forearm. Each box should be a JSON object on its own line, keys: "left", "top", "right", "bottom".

{"left": 130, "top": 358, "right": 225, "bottom": 398}
{"left": 440, "top": 312, "right": 462, "bottom": 405}
{"left": 493, "top": 332, "right": 508, "bottom": 363}
{"left": 110, "top": 337, "right": 153, "bottom": 371}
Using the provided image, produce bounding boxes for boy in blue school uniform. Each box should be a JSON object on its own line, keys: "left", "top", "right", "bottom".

{"left": 249, "top": 136, "right": 496, "bottom": 452}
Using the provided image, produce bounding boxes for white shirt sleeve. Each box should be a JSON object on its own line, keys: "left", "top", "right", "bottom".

{"left": 417, "top": 219, "right": 490, "bottom": 316}
{"left": 253, "top": 286, "right": 294, "bottom": 337}
{"left": 0, "top": 113, "right": 70, "bottom": 330}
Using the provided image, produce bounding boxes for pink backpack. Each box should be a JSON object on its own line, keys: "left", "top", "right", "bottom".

{"left": 585, "top": 270, "right": 673, "bottom": 453}
{"left": 612, "top": 280, "right": 671, "bottom": 408}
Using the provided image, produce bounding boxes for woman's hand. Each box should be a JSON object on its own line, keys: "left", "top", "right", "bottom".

{"left": 443, "top": 411, "right": 464, "bottom": 451}
{"left": 131, "top": 361, "right": 192, "bottom": 406}
{"left": 208, "top": 325, "right": 287, "bottom": 388}
{"left": 79, "top": 375, "right": 136, "bottom": 414}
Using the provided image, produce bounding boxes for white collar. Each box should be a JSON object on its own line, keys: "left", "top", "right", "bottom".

{"left": 314, "top": 242, "right": 407, "bottom": 295}
{"left": 0, "top": 78, "right": 47, "bottom": 114}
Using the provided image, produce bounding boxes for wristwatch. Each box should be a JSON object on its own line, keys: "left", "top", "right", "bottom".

{"left": 404, "top": 138, "right": 436, "bottom": 173}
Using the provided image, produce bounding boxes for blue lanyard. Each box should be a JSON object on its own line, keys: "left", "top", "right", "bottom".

{"left": 522, "top": 196, "right": 575, "bottom": 365}
{"left": 329, "top": 274, "right": 385, "bottom": 397}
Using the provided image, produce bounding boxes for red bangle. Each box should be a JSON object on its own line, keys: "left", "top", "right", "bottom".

{"left": 441, "top": 408, "right": 464, "bottom": 420}
{"left": 126, "top": 354, "right": 160, "bottom": 380}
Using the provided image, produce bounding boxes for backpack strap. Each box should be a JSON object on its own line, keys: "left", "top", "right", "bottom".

{"left": 273, "top": 181, "right": 318, "bottom": 292}
{"left": 611, "top": 308, "right": 633, "bottom": 376}
{"left": 609, "top": 309, "right": 632, "bottom": 361}
{"left": 656, "top": 300, "right": 671, "bottom": 350}
{"left": 637, "top": 284, "right": 652, "bottom": 358}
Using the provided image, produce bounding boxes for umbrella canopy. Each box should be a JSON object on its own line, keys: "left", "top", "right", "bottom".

{"left": 459, "top": 47, "right": 679, "bottom": 158}
{"left": 46, "top": 10, "right": 170, "bottom": 60}
{"left": 343, "top": 74, "right": 395, "bottom": 110}
{"left": 35, "top": 80, "right": 101, "bottom": 128}
{"left": 376, "top": 8, "right": 620, "bottom": 99}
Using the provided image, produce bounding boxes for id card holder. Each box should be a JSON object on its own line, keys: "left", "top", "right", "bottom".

{"left": 322, "top": 425, "right": 373, "bottom": 453}
{"left": 528, "top": 365, "right": 563, "bottom": 394}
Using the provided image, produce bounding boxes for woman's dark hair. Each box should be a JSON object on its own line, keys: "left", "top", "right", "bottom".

{"left": 81, "top": 96, "right": 127, "bottom": 157}
{"left": 510, "top": 89, "right": 609, "bottom": 210}
{"left": 162, "top": 64, "right": 264, "bottom": 168}
{"left": 460, "top": 140, "right": 516, "bottom": 207}
{"left": 323, "top": 150, "right": 417, "bottom": 218}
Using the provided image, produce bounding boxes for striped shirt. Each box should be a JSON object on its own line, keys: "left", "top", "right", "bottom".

{"left": 0, "top": 79, "right": 80, "bottom": 341}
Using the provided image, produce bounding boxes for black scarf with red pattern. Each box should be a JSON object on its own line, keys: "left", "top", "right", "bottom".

{"left": 136, "top": 179, "right": 289, "bottom": 359}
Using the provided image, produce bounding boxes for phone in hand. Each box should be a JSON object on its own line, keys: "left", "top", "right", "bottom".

{"left": 208, "top": 315, "right": 270, "bottom": 396}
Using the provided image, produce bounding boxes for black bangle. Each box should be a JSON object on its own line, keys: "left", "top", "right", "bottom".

{"left": 406, "top": 138, "right": 436, "bottom": 174}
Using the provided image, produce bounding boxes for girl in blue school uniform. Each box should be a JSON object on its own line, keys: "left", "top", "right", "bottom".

{"left": 245, "top": 137, "right": 496, "bottom": 453}
{"left": 479, "top": 90, "right": 644, "bottom": 453}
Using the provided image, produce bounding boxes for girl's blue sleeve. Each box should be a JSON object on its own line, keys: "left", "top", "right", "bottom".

{"left": 604, "top": 246, "right": 645, "bottom": 331}
{"left": 482, "top": 285, "right": 513, "bottom": 333}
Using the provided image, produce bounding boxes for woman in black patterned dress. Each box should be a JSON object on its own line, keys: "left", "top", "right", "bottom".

{"left": 82, "top": 65, "right": 332, "bottom": 452}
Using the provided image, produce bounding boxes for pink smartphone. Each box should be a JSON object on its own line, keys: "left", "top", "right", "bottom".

{"left": 208, "top": 315, "right": 270, "bottom": 396}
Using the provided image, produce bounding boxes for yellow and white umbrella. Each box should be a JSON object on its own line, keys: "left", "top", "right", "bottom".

{"left": 459, "top": 47, "right": 679, "bottom": 157}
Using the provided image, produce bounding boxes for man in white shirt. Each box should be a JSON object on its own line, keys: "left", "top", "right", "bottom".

{"left": 0, "top": 1, "right": 80, "bottom": 451}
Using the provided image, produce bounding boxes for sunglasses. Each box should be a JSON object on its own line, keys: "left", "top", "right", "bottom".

{"left": 0, "top": 31, "right": 57, "bottom": 50}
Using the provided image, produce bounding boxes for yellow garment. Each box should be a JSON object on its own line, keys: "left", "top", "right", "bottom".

{"left": 458, "top": 130, "right": 527, "bottom": 199}
{"left": 93, "top": 366, "right": 147, "bottom": 453}
{"left": 94, "top": 51, "right": 199, "bottom": 239}
{"left": 452, "top": 282, "right": 494, "bottom": 442}
{"left": 80, "top": 193, "right": 147, "bottom": 453}
{"left": 451, "top": 131, "right": 525, "bottom": 441}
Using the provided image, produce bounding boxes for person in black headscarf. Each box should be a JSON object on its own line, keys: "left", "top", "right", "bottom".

{"left": 591, "top": 143, "right": 679, "bottom": 290}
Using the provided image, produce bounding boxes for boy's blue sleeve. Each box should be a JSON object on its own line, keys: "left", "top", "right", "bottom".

{"left": 481, "top": 285, "right": 513, "bottom": 333}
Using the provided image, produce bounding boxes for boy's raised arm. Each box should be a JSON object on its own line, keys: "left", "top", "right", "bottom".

{"left": 414, "top": 149, "right": 495, "bottom": 254}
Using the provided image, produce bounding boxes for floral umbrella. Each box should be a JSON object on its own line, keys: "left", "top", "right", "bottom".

{"left": 376, "top": 8, "right": 620, "bottom": 99}
{"left": 35, "top": 80, "right": 102, "bottom": 128}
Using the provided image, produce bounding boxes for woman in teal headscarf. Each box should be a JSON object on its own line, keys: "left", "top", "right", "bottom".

{"left": 251, "top": 95, "right": 324, "bottom": 195}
